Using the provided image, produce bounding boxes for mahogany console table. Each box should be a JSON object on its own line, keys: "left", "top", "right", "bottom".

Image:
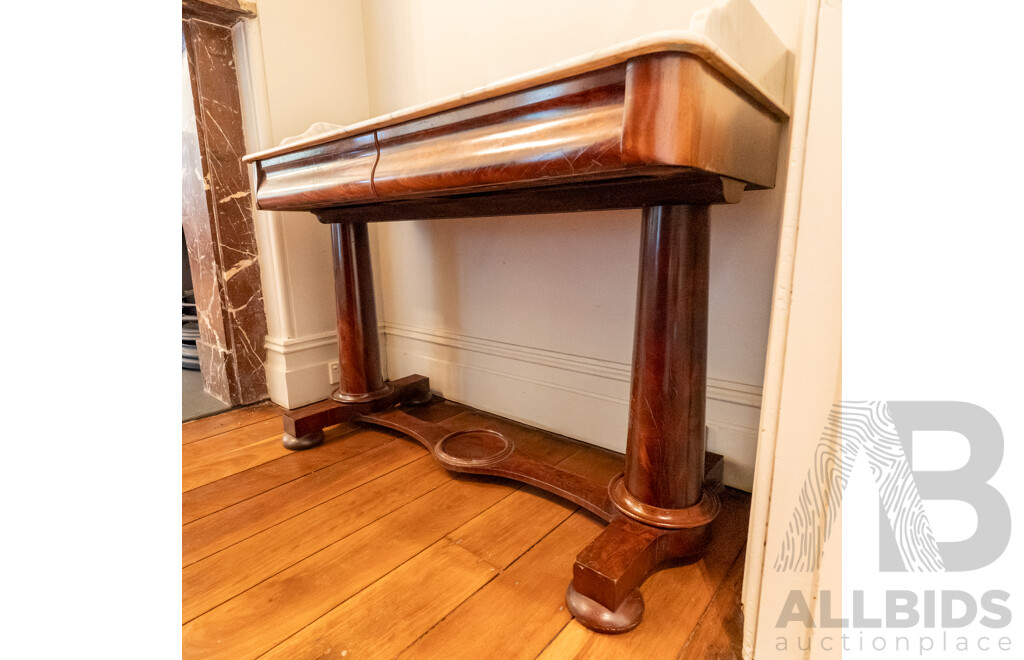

{"left": 244, "top": 30, "right": 788, "bottom": 634}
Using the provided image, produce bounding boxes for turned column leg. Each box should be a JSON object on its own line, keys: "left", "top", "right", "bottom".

{"left": 282, "top": 221, "right": 393, "bottom": 450}
{"left": 329, "top": 221, "right": 392, "bottom": 404}
{"left": 623, "top": 204, "right": 708, "bottom": 510}
{"left": 568, "top": 204, "right": 718, "bottom": 632}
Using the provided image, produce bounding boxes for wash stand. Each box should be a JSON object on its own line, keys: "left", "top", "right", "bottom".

{"left": 243, "top": 4, "right": 789, "bottom": 633}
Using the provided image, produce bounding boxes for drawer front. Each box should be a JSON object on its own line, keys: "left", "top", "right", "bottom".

{"left": 254, "top": 133, "right": 377, "bottom": 210}
{"left": 373, "top": 66, "right": 630, "bottom": 199}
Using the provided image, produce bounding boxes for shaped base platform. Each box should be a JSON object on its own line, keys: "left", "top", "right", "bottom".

{"left": 278, "top": 378, "right": 724, "bottom": 634}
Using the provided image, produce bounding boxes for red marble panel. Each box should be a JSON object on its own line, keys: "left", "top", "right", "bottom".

{"left": 182, "top": 18, "right": 267, "bottom": 405}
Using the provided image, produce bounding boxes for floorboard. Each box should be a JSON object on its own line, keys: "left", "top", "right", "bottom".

{"left": 182, "top": 457, "right": 449, "bottom": 622}
{"left": 182, "top": 423, "right": 388, "bottom": 525}
{"left": 181, "top": 401, "right": 281, "bottom": 445}
{"left": 398, "top": 510, "right": 604, "bottom": 660}
{"left": 182, "top": 434, "right": 427, "bottom": 566}
{"left": 182, "top": 400, "right": 751, "bottom": 659}
{"left": 679, "top": 546, "right": 747, "bottom": 660}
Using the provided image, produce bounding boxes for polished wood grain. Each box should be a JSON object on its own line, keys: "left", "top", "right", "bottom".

{"left": 625, "top": 205, "right": 710, "bottom": 511}
{"left": 263, "top": 485, "right": 578, "bottom": 659}
{"left": 254, "top": 132, "right": 377, "bottom": 210}
{"left": 181, "top": 401, "right": 281, "bottom": 445}
{"left": 444, "top": 485, "right": 579, "bottom": 568}
{"left": 363, "top": 407, "right": 617, "bottom": 519}
{"left": 182, "top": 403, "right": 751, "bottom": 657}
{"left": 182, "top": 457, "right": 448, "bottom": 622}
{"left": 374, "top": 66, "right": 627, "bottom": 198}
{"left": 182, "top": 478, "right": 514, "bottom": 658}
{"left": 280, "top": 373, "right": 430, "bottom": 444}
{"left": 330, "top": 221, "right": 390, "bottom": 402}
{"left": 568, "top": 509, "right": 713, "bottom": 630}
{"left": 313, "top": 171, "right": 744, "bottom": 223}
{"left": 360, "top": 405, "right": 723, "bottom": 523}
{"left": 248, "top": 52, "right": 783, "bottom": 213}
{"left": 182, "top": 423, "right": 384, "bottom": 524}
{"left": 256, "top": 257, "right": 725, "bottom": 634}
{"left": 400, "top": 510, "right": 604, "bottom": 659}
{"left": 182, "top": 416, "right": 282, "bottom": 465}
{"left": 182, "top": 433, "right": 428, "bottom": 566}
{"left": 240, "top": 38, "right": 783, "bottom": 636}
{"left": 538, "top": 490, "right": 750, "bottom": 659}
{"left": 242, "top": 31, "right": 788, "bottom": 164}
{"left": 265, "top": 540, "right": 500, "bottom": 659}
{"left": 310, "top": 395, "right": 725, "bottom": 635}
{"left": 182, "top": 417, "right": 289, "bottom": 491}
{"left": 679, "top": 547, "right": 747, "bottom": 660}
{"left": 536, "top": 204, "right": 717, "bottom": 633}
{"left": 622, "top": 53, "right": 781, "bottom": 188}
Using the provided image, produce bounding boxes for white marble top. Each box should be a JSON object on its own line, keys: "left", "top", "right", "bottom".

{"left": 244, "top": 0, "right": 790, "bottom": 163}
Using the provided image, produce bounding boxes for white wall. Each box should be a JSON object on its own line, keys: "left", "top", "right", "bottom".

{"left": 236, "top": 0, "right": 373, "bottom": 408}
{"left": 362, "top": 0, "right": 804, "bottom": 490}
{"left": 240, "top": 0, "right": 807, "bottom": 491}
{"left": 741, "top": 0, "right": 841, "bottom": 656}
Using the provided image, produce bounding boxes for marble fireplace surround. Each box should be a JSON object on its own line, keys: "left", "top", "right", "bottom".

{"left": 182, "top": 0, "right": 268, "bottom": 406}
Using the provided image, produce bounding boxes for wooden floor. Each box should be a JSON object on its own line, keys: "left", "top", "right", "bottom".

{"left": 182, "top": 400, "right": 749, "bottom": 659}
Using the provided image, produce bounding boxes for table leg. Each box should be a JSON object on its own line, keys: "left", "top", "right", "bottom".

{"left": 282, "top": 221, "right": 428, "bottom": 450}
{"left": 330, "top": 221, "right": 392, "bottom": 403}
{"left": 567, "top": 204, "right": 720, "bottom": 632}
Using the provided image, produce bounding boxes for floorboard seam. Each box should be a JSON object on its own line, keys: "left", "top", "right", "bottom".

{"left": 182, "top": 470, "right": 453, "bottom": 624}
{"left": 182, "top": 429, "right": 398, "bottom": 522}
{"left": 182, "top": 403, "right": 280, "bottom": 444}
{"left": 676, "top": 542, "right": 748, "bottom": 659}
{"left": 182, "top": 414, "right": 283, "bottom": 449}
{"left": 535, "top": 618, "right": 574, "bottom": 659}
{"left": 253, "top": 484, "right": 524, "bottom": 656}
{"left": 181, "top": 444, "right": 430, "bottom": 567}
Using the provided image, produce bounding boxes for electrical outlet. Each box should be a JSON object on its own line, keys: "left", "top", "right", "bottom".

{"left": 328, "top": 361, "right": 340, "bottom": 385}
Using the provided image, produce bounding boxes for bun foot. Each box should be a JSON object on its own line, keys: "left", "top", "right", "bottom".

{"left": 282, "top": 430, "right": 324, "bottom": 450}
{"left": 565, "top": 583, "right": 643, "bottom": 634}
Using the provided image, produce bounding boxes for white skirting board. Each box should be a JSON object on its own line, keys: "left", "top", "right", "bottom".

{"left": 262, "top": 323, "right": 762, "bottom": 491}
{"left": 263, "top": 331, "right": 341, "bottom": 410}
{"left": 382, "top": 322, "right": 762, "bottom": 492}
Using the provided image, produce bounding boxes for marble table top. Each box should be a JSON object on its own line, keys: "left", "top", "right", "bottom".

{"left": 244, "top": 0, "right": 791, "bottom": 164}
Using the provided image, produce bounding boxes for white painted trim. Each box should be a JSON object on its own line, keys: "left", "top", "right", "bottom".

{"left": 262, "top": 332, "right": 337, "bottom": 409}
{"left": 263, "top": 330, "right": 337, "bottom": 352}
{"left": 707, "top": 378, "right": 763, "bottom": 409}
{"left": 262, "top": 328, "right": 391, "bottom": 410}
{"left": 384, "top": 322, "right": 631, "bottom": 383}
{"left": 741, "top": 0, "right": 822, "bottom": 656}
{"left": 232, "top": 17, "right": 297, "bottom": 340}
{"left": 382, "top": 322, "right": 763, "bottom": 408}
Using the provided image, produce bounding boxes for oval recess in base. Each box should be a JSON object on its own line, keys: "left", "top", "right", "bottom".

{"left": 434, "top": 429, "right": 513, "bottom": 468}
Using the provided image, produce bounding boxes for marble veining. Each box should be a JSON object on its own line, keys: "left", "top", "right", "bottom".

{"left": 245, "top": 0, "right": 791, "bottom": 163}
{"left": 183, "top": 17, "right": 268, "bottom": 405}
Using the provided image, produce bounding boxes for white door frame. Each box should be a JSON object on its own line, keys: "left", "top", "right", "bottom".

{"left": 740, "top": 0, "right": 842, "bottom": 657}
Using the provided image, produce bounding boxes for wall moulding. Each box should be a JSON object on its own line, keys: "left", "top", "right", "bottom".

{"left": 381, "top": 322, "right": 762, "bottom": 490}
